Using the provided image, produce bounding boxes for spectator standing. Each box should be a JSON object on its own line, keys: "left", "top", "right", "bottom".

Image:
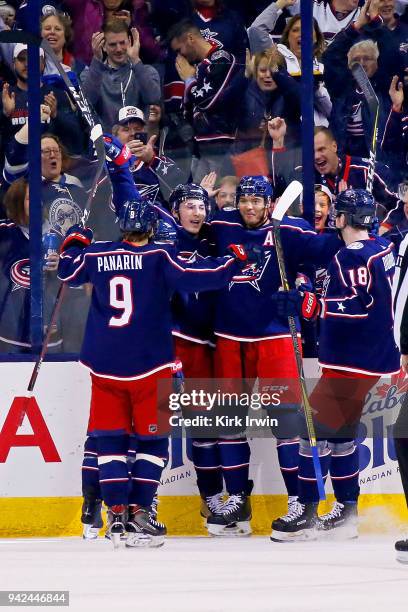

{"left": 65, "top": 1, "right": 162, "bottom": 66}
{"left": 0, "top": 4, "right": 15, "bottom": 30}
{"left": 41, "top": 10, "right": 86, "bottom": 75}
{"left": 248, "top": 1, "right": 361, "bottom": 47}
{"left": 80, "top": 19, "right": 161, "bottom": 132}
{"left": 234, "top": 47, "right": 301, "bottom": 154}
{"left": 3, "top": 118, "right": 89, "bottom": 240}
{"left": 110, "top": 105, "right": 186, "bottom": 202}
{"left": 168, "top": 19, "right": 244, "bottom": 182}
{"left": 249, "top": 13, "right": 332, "bottom": 127}
{"left": 0, "top": 43, "right": 87, "bottom": 155}
{"left": 322, "top": 2, "right": 395, "bottom": 160}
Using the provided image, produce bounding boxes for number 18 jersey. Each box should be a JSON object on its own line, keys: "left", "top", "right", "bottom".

{"left": 318, "top": 235, "right": 400, "bottom": 376}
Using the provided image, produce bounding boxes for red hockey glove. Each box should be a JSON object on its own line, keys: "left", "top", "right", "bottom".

{"left": 103, "top": 134, "right": 132, "bottom": 167}
{"left": 60, "top": 224, "right": 93, "bottom": 253}
{"left": 227, "top": 243, "right": 265, "bottom": 268}
{"left": 272, "top": 289, "right": 321, "bottom": 320}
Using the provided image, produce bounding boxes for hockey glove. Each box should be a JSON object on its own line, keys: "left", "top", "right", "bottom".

{"left": 103, "top": 135, "right": 132, "bottom": 168}
{"left": 227, "top": 243, "right": 265, "bottom": 268}
{"left": 272, "top": 288, "right": 321, "bottom": 320}
{"left": 60, "top": 224, "right": 93, "bottom": 253}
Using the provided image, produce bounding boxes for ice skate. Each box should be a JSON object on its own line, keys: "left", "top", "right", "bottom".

{"left": 200, "top": 492, "right": 224, "bottom": 519}
{"left": 316, "top": 502, "right": 358, "bottom": 540}
{"left": 125, "top": 505, "right": 167, "bottom": 548}
{"left": 269, "top": 495, "right": 300, "bottom": 540}
{"left": 106, "top": 505, "right": 127, "bottom": 549}
{"left": 81, "top": 497, "right": 103, "bottom": 540}
{"left": 150, "top": 493, "right": 159, "bottom": 519}
{"left": 395, "top": 539, "right": 408, "bottom": 564}
{"left": 270, "top": 502, "right": 318, "bottom": 542}
{"left": 206, "top": 490, "right": 252, "bottom": 537}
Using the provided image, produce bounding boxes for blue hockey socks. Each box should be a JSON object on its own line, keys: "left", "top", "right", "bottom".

{"left": 298, "top": 439, "right": 331, "bottom": 503}
{"left": 218, "top": 436, "right": 250, "bottom": 494}
{"left": 129, "top": 438, "right": 169, "bottom": 507}
{"left": 192, "top": 439, "right": 223, "bottom": 496}
{"left": 329, "top": 440, "right": 360, "bottom": 502}
{"left": 82, "top": 436, "right": 101, "bottom": 500}
{"left": 276, "top": 438, "right": 300, "bottom": 497}
{"left": 96, "top": 435, "right": 129, "bottom": 507}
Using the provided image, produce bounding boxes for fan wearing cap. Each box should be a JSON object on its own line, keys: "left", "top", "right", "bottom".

{"left": 0, "top": 44, "right": 45, "bottom": 146}
{"left": 0, "top": 43, "right": 86, "bottom": 155}
{"left": 111, "top": 105, "right": 185, "bottom": 204}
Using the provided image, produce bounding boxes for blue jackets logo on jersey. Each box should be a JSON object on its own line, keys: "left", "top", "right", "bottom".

{"left": 229, "top": 252, "right": 271, "bottom": 292}
{"left": 49, "top": 198, "right": 82, "bottom": 236}
{"left": 10, "top": 259, "right": 30, "bottom": 291}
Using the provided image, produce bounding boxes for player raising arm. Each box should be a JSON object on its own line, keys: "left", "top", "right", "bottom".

{"left": 58, "top": 199, "right": 262, "bottom": 548}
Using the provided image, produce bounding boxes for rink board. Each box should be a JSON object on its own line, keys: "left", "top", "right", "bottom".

{"left": 0, "top": 361, "right": 406, "bottom": 537}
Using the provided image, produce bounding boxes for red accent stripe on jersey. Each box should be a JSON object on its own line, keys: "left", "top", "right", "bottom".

{"left": 342, "top": 155, "right": 352, "bottom": 184}
{"left": 163, "top": 81, "right": 185, "bottom": 102}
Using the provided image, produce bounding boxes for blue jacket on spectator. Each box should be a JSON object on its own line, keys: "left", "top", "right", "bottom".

{"left": 322, "top": 19, "right": 393, "bottom": 161}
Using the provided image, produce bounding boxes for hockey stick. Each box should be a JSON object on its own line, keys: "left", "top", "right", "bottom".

{"left": 272, "top": 180, "right": 326, "bottom": 501}
{"left": 351, "top": 63, "right": 379, "bottom": 195}
{"left": 0, "top": 31, "right": 105, "bottom": 412}
{"left": 27, "top": 41, "right": 105, "bottom": 393}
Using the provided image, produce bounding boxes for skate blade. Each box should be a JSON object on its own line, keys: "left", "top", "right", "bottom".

{"left": 82, "top": 524, "right": 100, "bottom": 540}
{"left": 207, "top": 521, "right": 252, "bottom": 537}
{"left": 317, "top": 523, "right": 358, "bottom": 541}
{"left": 270, "top": 528, "right": 317, "bottom": 542}
{"left": 125, "top": 533, "right": 165, "bottom": 548}
{"left": 396, "top": 552, "right": 408, "bottom": 564}
{"left": 111, "top": 533, "right": 122, "bottom": 549}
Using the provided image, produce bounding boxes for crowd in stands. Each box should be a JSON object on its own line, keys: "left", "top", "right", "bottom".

{"left": 2, "top": 0, "right": 408, "bottom": 352}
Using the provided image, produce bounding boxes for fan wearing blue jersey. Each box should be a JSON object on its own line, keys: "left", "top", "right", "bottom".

{"left": 206, "top": 175, "right": 343, "bottom": 536}
{"left": 58, "top": 199, "right": 262, "bottom": 547}
{"left": 271, "top": 189, "right": 400, "bottom": 542}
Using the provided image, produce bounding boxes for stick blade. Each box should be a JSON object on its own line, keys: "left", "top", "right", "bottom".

{"left": 271, "top": 180, "right": 303, "bottom": 222}
{"left": 350, "top": 63, "right": 379, "bottom": 115}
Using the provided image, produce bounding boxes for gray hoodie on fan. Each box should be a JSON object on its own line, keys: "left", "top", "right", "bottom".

{"left": 80, "top": 56, "right": 161, "bottom": 132}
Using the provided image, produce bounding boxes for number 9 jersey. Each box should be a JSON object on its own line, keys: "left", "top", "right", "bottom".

{"left": 318, "top": 235, "right": 400, "bottom": 376}
{"left": 58, "top": 240, "right": 240, "bottom": 380}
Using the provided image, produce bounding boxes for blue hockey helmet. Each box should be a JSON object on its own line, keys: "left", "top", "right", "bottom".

{"left": 334, "top": 189, "right": 375, "bottom": 228}
{"left": 118, "top": 199, "right": 158, "bottom": 233}
{"left": 153, "top": 218, "right": 178, "bottom": 244}
{"left": 236, "top": 175, "right": 273, "bottom": 204}
{"left": 169, "top": 183, "right": 210, "bottom": 217}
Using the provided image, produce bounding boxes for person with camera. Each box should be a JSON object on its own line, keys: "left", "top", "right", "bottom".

{"left": 110, "top": 105, "right": 186, "bottom": 205}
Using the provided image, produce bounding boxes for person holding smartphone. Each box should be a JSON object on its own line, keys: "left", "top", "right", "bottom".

{"left": 111, "top": 105, "right": 186, "bottom": 204}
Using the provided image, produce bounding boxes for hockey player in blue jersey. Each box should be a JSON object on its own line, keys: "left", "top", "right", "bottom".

{"left": 168, "top": 183, "right": 229, "bottom": 529}
{"left": 102, "top": 136, "right": 236, "bottom": 532}
{"left": 205, "top": 175, "right": 344, "bottom": 536}
{"left": 58, "top": 198, "right": 263, "bottom": 547}
{"left": 271, "top": 188, "right": 400, "bottom": 541}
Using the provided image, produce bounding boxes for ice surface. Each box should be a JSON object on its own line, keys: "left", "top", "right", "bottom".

{"left": 0, "top": 536, "right": 406, "bottom": 612}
